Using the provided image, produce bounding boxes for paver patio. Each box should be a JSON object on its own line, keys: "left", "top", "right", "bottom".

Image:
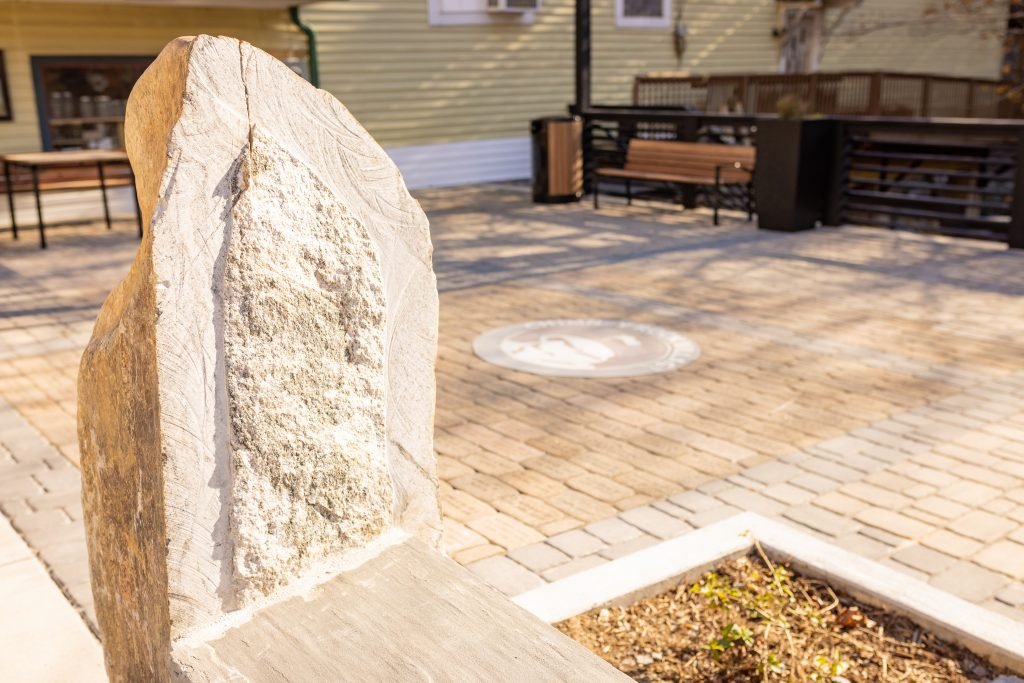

{"left": 2, "top": 183, "right": 1024, "bottom": 635}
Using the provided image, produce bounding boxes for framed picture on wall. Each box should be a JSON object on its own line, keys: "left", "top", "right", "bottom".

{"left": 0, "top": 51, "right": 12, "bottom": 121}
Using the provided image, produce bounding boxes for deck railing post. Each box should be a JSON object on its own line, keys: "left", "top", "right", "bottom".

{"left": 823, "top": 119, "right": 846, "bottom": 227}
{"left": 1009, "top": 128, "right": 1024, "bottom": 249}
{"left": 868, "top": 73, "right": 882, "bottom": 116}
{"left": 581, "top": 117, "right": 595, "bottom": 194}
{"left": 677, "top": 115, "right": 699, "bottom": 208}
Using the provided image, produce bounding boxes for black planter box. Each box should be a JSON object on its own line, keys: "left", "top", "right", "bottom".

{"left": 755, "top": 119, "right": 837, "bottom": 232}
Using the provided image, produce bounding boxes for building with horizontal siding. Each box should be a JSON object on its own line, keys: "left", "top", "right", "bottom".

{"left": 0, "top": 0, "right": 1008, "bottom": 220}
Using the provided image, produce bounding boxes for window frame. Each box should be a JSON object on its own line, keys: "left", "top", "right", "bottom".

{"left": 616, "top": 0, "right": 672, "bottom": 29}
{"left": 428, "top": 0, "right": 536, "bottom": 26}
{"left": 30, "top": 55, "right": 154, "bottom": 150}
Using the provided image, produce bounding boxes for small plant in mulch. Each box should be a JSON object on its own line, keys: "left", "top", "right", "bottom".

{"left": 556, "top": 543, "right": 1008, "bottom": 682}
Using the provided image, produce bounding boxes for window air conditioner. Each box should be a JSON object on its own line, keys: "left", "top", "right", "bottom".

{"left": 488, "top": 0, "right": 540, "bottom": 12}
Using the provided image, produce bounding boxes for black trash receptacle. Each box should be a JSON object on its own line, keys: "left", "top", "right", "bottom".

{"left": 531, "top": 116, "right": 583, "bottom": 203}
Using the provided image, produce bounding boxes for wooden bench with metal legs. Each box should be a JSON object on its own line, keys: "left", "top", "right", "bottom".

{"left": 594, "top": 139, "right": 755, "bottom": 225}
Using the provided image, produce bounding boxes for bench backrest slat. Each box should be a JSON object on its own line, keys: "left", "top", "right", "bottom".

{"left": 624, "top": 139, "right": 754, "bottom": 180}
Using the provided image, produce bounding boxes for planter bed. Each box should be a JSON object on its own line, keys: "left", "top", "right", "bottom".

{"left": 557, "top": 550, "right": 1008, "bottom": 682}
{"left": 514, "top": 513, "right": 1024, "bottom": 681}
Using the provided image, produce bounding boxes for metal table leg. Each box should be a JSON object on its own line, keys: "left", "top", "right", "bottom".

{"left": 97, "top": 161, "right": 112, "bottom": 230}
{"left": 30, "top": 165, "right": 45, "bottom": 249}
{"left": 3, "top": 161, "right": 17, "bottom": 241}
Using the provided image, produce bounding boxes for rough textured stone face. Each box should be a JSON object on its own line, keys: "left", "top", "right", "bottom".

{"left": 225, "top": 135, "right": 391, "bottom": 603}
{"left": 79, "top": 35, "right": 439, "bottom": 681}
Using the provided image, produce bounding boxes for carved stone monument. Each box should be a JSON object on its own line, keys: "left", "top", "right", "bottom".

{"left": 79, "top": 35, "right": 624, "bottom": 682}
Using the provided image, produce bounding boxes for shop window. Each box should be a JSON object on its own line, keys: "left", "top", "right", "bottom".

{"left": 31, "top": 56, "right": 152, "bottom": 151}
{"left": 0, "top": 52, "right": 11, "bottom": 122}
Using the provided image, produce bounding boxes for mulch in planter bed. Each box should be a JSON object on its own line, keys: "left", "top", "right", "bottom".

{"left": 556, "top": 546, "right": 1010, "bottom": 682}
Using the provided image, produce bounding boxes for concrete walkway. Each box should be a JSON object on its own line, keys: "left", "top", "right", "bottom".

{"left": 0, "top": 512, "right": 104, "bottom": 682}
{"left": 1, "top": 184, "right": 1023, "bottom": 656}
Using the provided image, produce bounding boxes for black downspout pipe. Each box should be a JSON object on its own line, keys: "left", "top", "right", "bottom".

{"left": 574, "top": 0, "right": 592, "bottom": 193}
{"left": 574, "top": 0, "right": 591, "bottom": 115}
{"left": 290, "top": 5, "right": 320, "bottom": 88}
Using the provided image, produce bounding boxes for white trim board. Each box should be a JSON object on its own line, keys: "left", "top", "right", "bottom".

{"left": 514, "top": 512, "right": 1024, "bottom": 675}
{"left": 384, "top": 136, "right": 530, "bottom": 190}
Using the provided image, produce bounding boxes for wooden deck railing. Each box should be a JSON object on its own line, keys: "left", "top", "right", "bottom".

{"left": 575, "top": 105, "right": 1024, "bottom": 245}
{"left": 633, "top": 72, "right": 1018, "bottom": 120}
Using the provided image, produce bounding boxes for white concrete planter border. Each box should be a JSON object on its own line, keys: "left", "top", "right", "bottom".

{"left": 514, "top": 512, "right": 1024, "bottom": 674}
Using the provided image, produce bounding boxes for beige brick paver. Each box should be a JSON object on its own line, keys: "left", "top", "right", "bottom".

{"left": 841, "top": 482, "right": 913, "bottom": 509}
{"left": 938, "top": 480, "right": 1002, "bottom": 506}
{"left": 930, "top": 561, "right": 1011, "bottom": 603}
{"left": 855, "top": 508, "right": 935, "bottom": 539}
{"left": 948, "top": 510, "right": 1018, "bottom": 543}
{"left": 547, "top": 489, "right": 618, "bottom": 521}
{"left": 667, "top": 489, "right": 722, "bottom": 513}
{"left": 784, "top": 504, "right": 860, "bottom": 537}
{"left": 465, "top": 513, "right": 545, "bottom": 550}
{"left": 892, "top": 544, "right": 957, "bottom": 575}
{"left": 441, "top": 519, "right": 487, "bottom": 556}
{"left": 760, "top": 482, "right": 816, "bottom": 505}
{"left": 584, "top": 517, "right": 644, "bottom": 545}
{"left": 618, "top": 506, "right": 691, "bottom": 539}
{"left": 813, "top": 491, "right": 870, "bottom": 516}
{"left": 565, "top": 473, "right": 634, "bottom": 503}
{"left": 921, "top": 532, "right": 983, "bottom": 557}
{"left": 497, "top": 469, "right": 567, "bottom": 498}
{"left": 716, "top": 487, "right": 786, "bottom": 517}
{"left": 913, "top": 493, "right": 966, "bottom": 520}
{"left": 546, "top": 529, "right": 606, "bottom": 558}
{"left": 440, "top": 489, "right": 494, "bottom": 523}
{"left": 492, "top": 495, "right": 566, "bottom": 527}
{"left": 974, "top": 541, "right": 1024, "bottom": 580}
{"left": 448, "top": 473, "right": 519, "bottom": 503}
{"left": 506, "top": 542, "right": 571, "bottom": 573}
{"left": 599, "top": 534, "right": 660, "bottom": 559}
{"left": 541, "top": 554, "right": 607, "bottom": 582}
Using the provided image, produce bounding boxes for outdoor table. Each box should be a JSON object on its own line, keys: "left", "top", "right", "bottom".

{"left": 1, "top": 150, "right": 142, "bottom": 249}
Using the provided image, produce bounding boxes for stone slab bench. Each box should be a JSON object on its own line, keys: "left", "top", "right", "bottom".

{"left": 174, "top": 540, "right": 624, "bottom": 681}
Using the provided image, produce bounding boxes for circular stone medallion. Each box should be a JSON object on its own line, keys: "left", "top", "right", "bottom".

{"left": 472, "top": 319, "right": 701, "bottom": 378}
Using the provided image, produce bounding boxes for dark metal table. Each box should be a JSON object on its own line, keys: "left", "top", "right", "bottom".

{"left": 2, "top": 150, "right": 142, "bottom": 249}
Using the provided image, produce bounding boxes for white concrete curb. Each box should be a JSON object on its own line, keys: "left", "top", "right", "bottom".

{"left": 513, "top": 512, "right": 1024, "bottom": 674}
